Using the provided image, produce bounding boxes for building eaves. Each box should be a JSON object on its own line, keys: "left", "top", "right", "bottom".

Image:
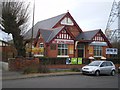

{"left": 76, "top": 29, "right": 100, "bottom": 41}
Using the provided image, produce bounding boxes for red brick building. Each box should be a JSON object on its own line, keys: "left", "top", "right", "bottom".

{"left": 24, "top": 12, "right": 111, "bottom": 60}
{"left": 0, "top": 40, "right": 17, "bottom": 62}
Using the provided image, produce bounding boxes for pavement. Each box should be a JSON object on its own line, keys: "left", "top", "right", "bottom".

{"left": 2, "top": 70, "right": 82, "bottom": 80}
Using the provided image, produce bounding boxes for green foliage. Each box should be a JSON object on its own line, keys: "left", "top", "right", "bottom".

{"left": 38, "top": 60, "right": 50, "bottom": 73}
{"left": 38, "top": 65, "right": 50, "bottom": 73}
{"left": 23, "top": 66, "right": 38, "bottom": 74}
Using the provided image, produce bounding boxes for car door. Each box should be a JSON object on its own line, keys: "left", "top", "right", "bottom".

{"left": 100, "top": 62, "right": 107, "bottom": 74}
{"left": 106, "top": 61, "right": 114, "bottom": 74}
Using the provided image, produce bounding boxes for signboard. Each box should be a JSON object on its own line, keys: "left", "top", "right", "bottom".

{"left": 88, "top": 46, "right": 93, "bottom": 54}
{"left": 69, "top": 45, "right": 74, "bottom": 54}
{"left": 66, "top": 58, "right": 82, "bottom": 64}
{"left": 106, "top": 48, "right": 118, "bottom": 54}
{"left": 26, "top": 48, "right": 44, "bottom": 53}
{"left": 78, "top": 58, "right": 82, "bottom": 64}
{"left": 52, "top": 39, "right": 74, "bottom": 44}
{"left": 66, "top": 58, "right": 71, "bottom": 64}
{"left": 71, "top": 58, "right": 77, "bottom": 64}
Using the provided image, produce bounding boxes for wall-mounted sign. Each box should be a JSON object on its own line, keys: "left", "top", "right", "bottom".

{"left": 69, "top": 45, "right": 74, "bottom": 54}
{"left": 66, "top": 58, "right": 71, "bottom": 64}
{"left": 52, "top": 39, "right": 74, "bottom": 44}
{"left": 88, "top": 46, "right": 93, "bottom": 54}
{"left": 71, "top": 58, "right": 77, "bottom": 64}
{"left": 78, "top": 58, "right": 82, "bottom": 64}
{"left": 26, "top": 47, "right": 44, "bottom": 53}
{"left": 106, "top": 48, "right": 118, "bottom": 54}
{"left": 66, "top": 58, "right": 82, "bottom": 64}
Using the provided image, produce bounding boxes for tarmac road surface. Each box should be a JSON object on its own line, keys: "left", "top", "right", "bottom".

{"left": 2, "top": 74, "right": 119, "bottom": 88}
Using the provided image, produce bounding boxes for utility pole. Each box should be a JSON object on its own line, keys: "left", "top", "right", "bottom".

{"left": 118, "top": 1, "right": 120, "bottom": 42}
{"left": 30, "top": 0, "right": 35, "bottom": 57}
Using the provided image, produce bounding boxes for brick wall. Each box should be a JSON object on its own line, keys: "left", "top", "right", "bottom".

{"left": 2, "top": 46, "right": 17, "bottom": 62}
{"left": 8, "top": 57, "right": 39, "bottom": 71}
{"left": 47, "top": 64, "right": 85, "bottom": 69}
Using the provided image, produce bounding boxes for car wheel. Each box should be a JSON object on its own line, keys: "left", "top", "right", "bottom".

{"left": 111, "top": 70, "right": 115, "bottom": 76}
{"left": 95, "top": 70, "right": 100, "bottom": 76}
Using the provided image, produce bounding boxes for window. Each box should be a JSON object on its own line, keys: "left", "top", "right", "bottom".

{"left": 106, "top": 62, "right": 113, "bottom": 66}
{"left": 58, "top": 44, "right": 68, "bottom": 55}
{"left": 94, "top": 46, "right": 102, "bottom": 56}
{"left": 100, "top": 62, "right": 107, "bottom": 67}
{"left": 39, "top": 43, "right": 44, "bottom": 48}
{"left": 39, "top": 43, "right": 44, "bottom": 55}
{"left": 50, "top": 44, "right": 56, "bottom": 50}
{"left": 61, "top": 17, "right": 74, "bottom": 25}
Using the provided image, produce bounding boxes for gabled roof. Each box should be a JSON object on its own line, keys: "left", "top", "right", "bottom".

{"left": 37, "top": 13, "right": 66, "bottom": 29}
{"left": 76, "top": 29, "right": 100, "bottom": 41}
{"left": 24, "top": 13, "right": 66, "bottom": 40}
{"left": 39, "top": 26, "right": 64, "bottom": 43}
{"left": 46, "top": 26, "right": 65, "bottom": 43}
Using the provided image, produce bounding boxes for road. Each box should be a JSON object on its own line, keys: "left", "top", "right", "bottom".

{"left": 2, "top": 74, "right": 119, "bottom": 88}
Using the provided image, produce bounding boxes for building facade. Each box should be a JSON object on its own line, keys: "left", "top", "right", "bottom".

{"left": 24, "top": 12, "right": 111, "bottom": 60}
{"left": 0, "top": 40, "right": 17, "bottom": 62}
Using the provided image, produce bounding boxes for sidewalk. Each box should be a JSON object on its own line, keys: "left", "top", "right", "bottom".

{"left": 2, "top": 71, "right": 82, "bottom": 80}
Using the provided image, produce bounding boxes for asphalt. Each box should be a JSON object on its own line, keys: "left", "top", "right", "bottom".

{"left": 2, "top": 70, "right": 82, "bottom": 80}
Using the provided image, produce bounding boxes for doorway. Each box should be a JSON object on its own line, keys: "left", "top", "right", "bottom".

{"left": 77, "top": 44, "right": 84, "bottom": 58}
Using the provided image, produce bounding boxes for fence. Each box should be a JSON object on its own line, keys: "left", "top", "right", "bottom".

{"left": 39, "top": 57, "right": 91, "bottom": 65}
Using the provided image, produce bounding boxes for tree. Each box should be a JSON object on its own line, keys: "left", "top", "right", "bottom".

{"left": 1, "top": 0, "right": 30, "bottom": 57}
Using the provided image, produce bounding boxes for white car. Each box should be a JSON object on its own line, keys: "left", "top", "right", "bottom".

{"left": 82, "top": 60, "right": 116, "bottom": 76}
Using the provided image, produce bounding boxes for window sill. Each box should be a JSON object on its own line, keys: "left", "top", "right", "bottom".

{"left": 94, "top": 56, "right": 102, "bottom": 57}
{"left": 34, "top": 54, "right": 44, "bottom": 57}
{"left": 57, "top": 55, "right": 69, "bottom": 58}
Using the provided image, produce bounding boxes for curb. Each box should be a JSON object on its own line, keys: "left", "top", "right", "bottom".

{"left": 2, "top": 72, "right": 82, "bottom": 80}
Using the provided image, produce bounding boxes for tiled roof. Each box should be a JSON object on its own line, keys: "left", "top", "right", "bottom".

{"left": 46, "top": 26, "right": 64, "bottom": 43}
{"left": 76, "top": 29, "right": 100, "bottom": 41}
{"left": 24, "top": 13, "right": 66, "bottom": 40}
{"left": 39, "top": 26, "right": 64, "bottom": 43}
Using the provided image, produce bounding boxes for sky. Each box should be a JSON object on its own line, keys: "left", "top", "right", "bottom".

{"left": 27, "top": 0, "right": 119, "bottom": 32}
{"left": 0, "top": 0, "right": 119, "bottom": 41}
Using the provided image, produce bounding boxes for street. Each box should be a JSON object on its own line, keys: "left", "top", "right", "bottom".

{"left": 2, "top": 74, "right": 119, "bottom": 88}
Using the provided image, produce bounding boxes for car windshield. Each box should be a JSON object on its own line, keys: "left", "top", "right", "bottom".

{"left": 88, "top": 61, "right": 101, "bottom": 66}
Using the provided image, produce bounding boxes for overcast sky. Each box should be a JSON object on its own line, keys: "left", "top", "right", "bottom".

{"left": 0, "top": 0, "right": 119, "bottom": 41}
{"left": 27, "top": 0, "right": 119, "bottom": 33}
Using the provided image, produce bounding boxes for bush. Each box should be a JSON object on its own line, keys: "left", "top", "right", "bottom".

{"left": 23, "top": 66, "right": 38, "bottom": 74}
{"left": 38, "top": 65, "right": 50, "bottom": 73}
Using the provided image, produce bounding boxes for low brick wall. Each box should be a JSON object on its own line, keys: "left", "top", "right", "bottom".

{"left": 8, "top": 57, "right": 120, "bottom": 71}
{"left": 8, "top": 57, "right": 39, "bottom": 71}
{"left": 46, "top": 64, "right": 85, "bottom": 69}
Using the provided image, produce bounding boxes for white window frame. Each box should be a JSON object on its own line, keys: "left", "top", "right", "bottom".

{"left": 61, "top": 17, "right": 74, "bottom": 25}
{"left": 58, "top": 44, "right": 68, "bottom": 56}
{"left": 38, "top": 43, "right": 44, "bottom": 56}
{"left": 94, "top": 46, "right": 102, "bottom": 57}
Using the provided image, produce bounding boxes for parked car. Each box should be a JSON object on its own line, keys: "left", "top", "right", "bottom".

{"left": 82, "top": 60, "right": 116, "bottom": 76}
{"left": 118, "top": 67, "right": 120, "bottom": 74}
